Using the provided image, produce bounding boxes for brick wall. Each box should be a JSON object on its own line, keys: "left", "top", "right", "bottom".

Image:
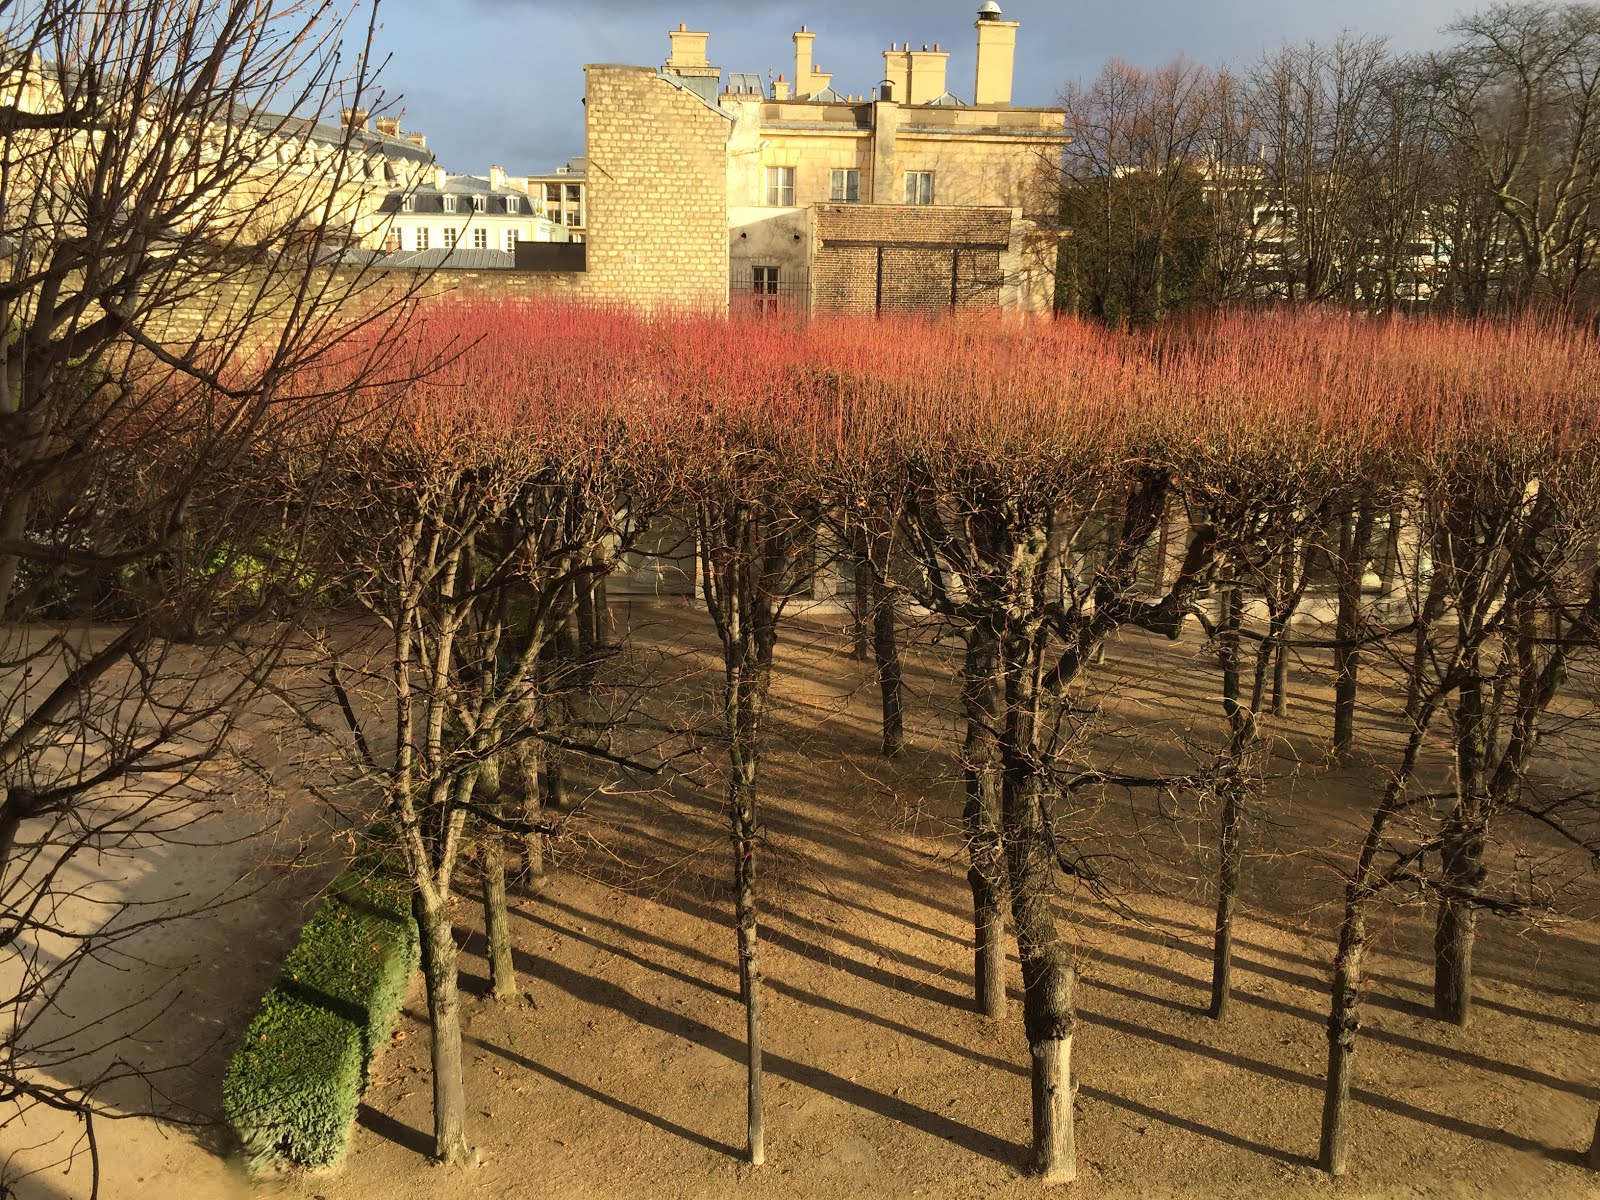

{"left": 812, "top": 203, "right": 1013, "bottom": 315}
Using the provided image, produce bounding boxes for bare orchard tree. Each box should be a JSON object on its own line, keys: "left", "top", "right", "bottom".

{"left": 0, "top": 0, "right": 410, "bottom": 1189}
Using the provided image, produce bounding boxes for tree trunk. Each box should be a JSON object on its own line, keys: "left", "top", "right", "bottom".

{"left": 1001, "top": 652, "right": 1076, "bottom": 1184}
{"left": 963, "top": 628, "right": 1007, "bottom": 1019}
{"left": 418, "top": 895, "right": 472, "bottom": 1165}
{"left": 575, "top": 578, "right": 597, "bottom": 658}
{"left": 478, "top": 761, "right": 517, "bottom": 1002}
{"left": 1210, "top": 584, "right": 1250, "bottom": 1020}
{"left": 592, "top": 570, "right": 611, "bottom": 646}
{"left": 1209, "top": 779, "right": 1244, "bottom": 1021}
{"left": 1332, "top": 506, "right": 1373, "bottom": 760}
{"left": 1320, "top": 890, "right": 1367, "bottom": 1176}
{"left": 513, "top": 742, "right": 547, "bottom": 890}
{"left": 851, "top": 529, "right": 872, "bottom": 662}
{"left": 1588, "top": 1107, "right": 1600, "bottom": 1169}
{"left": 1272, "top": 544, "right": 1296, "bottom": 717}
{"left": 873, "top": 577, "right": 904, "bottom": 757}
{"left": 1433, "top": 829, "right": 1483, "bottom": 1026}
{"left": 732, "top": 792, "right": 764, "bottom": 1167}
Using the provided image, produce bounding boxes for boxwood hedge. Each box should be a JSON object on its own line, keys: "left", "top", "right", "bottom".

{"left": 222, "top": 855, "right": 418, "bottom": 1169}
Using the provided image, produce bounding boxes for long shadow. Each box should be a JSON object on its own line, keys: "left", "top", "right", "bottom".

{"left": 514, "top": 897, "right": 1340, "bottom": 1172}
{"left": 1077, "top": 1005, "right": 1579, "bottom": 1162}
{"left": 507, "top": 908, "right": 739, "bottom": 1002}
{"left": 1077, "top": 1084, "right": 1306, "bottom": 1169}
{"left": 541, "top": 889, "right": 971, "bottom": 1010}
{"left": 1069, "top": 941, "right": 1599, "bottom": 1103}
{"left": 1129, "top": 905, "right": 1600, "bottom": 1010}
{"left": 357, "top": 1101, "right": 432, "bottom": 1158}
{"left": 510, "top": 944, "right": 1019, "bottom": 1167}
{"left": 1074, "top": 908, "right": 1600, "bottom": 1044}
{"left": 463, "top": 1031, "right": 741, "bottom": 1158}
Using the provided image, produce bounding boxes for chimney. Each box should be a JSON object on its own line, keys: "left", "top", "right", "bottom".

{"left": 374, "top": 115, "right": 400, "bottom": 137}
{"left": 772, "top": 73, "right": 790, "bottom": 101}
{"left": 882, "top": 44, "right": 910, "bottom": 103}
{"left": 434, "top": 165, "right": 447, "bottom": 191}
{"left": 405, "top": 132, "right": 428, "bottom": 150}
{"left": 339, "top": 107, "right": 369, "bottom": 130}
{"left": 667, "top": 22, "right": 711, "bottom": 70}
{"left": 974, "top": 1, "right": 1019, "bottom": 107}
{"left": 490, "top": 164, "right": 506, "bottom": 190}
{"left": 906, "top": 43, "right": 949, "bottom": 104}
{"left": 793, "top": 26, "right": 815, "bottom": 97}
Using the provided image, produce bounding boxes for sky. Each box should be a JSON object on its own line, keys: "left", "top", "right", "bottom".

{"left": 365, "top": 0, "right": 1480, "bottom": 172}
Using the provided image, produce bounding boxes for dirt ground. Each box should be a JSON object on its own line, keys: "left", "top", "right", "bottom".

{"left": 6, "top": 603, "right": 1598, "bottom": 1199}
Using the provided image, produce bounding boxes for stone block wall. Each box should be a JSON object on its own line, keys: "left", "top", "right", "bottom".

{"left": 583, "top": 66, "right": 731, "bottom": 313}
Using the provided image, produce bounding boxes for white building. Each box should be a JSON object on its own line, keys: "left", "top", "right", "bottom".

{"left": 378, "top": 165, "right": 566, "bottom": 253}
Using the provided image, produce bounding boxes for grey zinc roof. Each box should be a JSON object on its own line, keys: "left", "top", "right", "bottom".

{"left": 362, "top": 248, "right": 519, "bottom": 270}
{"left": 378, "top": 182, "right": 534, "bottom": 216}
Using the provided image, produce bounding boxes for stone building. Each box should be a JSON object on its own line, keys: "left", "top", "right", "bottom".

{"left": 706, "top": 4, "right": 1069, "bottom": 314}
{"left": 377, "top": 164, "right": 563, "bottom": 254}
{"left": 481, "top": 7, "right": 1065, "bottom": 317}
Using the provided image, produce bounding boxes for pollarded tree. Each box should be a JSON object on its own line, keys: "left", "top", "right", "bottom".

{"left": 302, "top": 301, "right": 666, "bottom": 1165}
{"left": 829, "top": 314, "right": 1216, "bottom": 1181}
{"left": 1317, "top": 317, "right": 1600, "bottom": 1174}
{"left": 680, "top": 315, "right": 824, "bottom": 1168}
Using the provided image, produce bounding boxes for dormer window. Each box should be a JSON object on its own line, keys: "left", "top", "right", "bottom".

{"left": 443, "top": 195, "right": 458, "bottom": 213}
{"left": 505, "top": 196, "right": 519, "bottom": 214}
{"left": 471, "top": 195, "right": 485, "bottom": 213}
{"left": 401, "top": 193, "right": 414, "bottom": 212}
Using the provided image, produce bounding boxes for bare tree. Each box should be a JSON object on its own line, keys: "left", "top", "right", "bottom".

{"left": 0, "top": 0, "right": 412, "bottom": 1188}
{"left": 1427, "top": 2, "right": 1600, "bottom": 309}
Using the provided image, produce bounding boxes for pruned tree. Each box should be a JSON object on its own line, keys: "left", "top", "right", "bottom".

{"left": 301, "top": 301, "right": 663, "bottom": 1166}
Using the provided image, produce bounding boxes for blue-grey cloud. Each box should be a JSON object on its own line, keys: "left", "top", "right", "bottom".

{"left": 369, "top": 0, "right": 1478, "bottom": 170}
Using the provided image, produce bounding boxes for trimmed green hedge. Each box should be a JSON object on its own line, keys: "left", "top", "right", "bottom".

{"left": 222, "top": 856, "right": 418, "bottom": 1170}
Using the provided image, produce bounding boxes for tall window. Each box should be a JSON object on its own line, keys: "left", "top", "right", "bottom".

{"left": 415, "top": 227, "right": 430, "bottom": 250}
{"left": 443, "top": 195, "right": 458, "bottom": 213}
{"left": 442, "top": 228, "right": 457, "bottom": 249}
{"left": 904, "top": 171, "right": 933, "bottom": 205}
{"left": 545, "top": 183, "right": 561, "bottom": 204}
{"left": 471, "top": 195, "right": 486, "bottom": 212}
{"left": 830, "top": 168, "right": 860, "bottom": 203}
{"left": 505, "top": 195, "right": 520, "bottom": 214}
{"left": 752, "top": 265, "right": 780, "bottom": 315}
{"left": 566, "top": 183, "right": 581, "bottom": 204}
{"left": 505, "top": 229, "right": 519, "bottom": 251}
{"left": 764, "top": 165, "right": 795, "bottom": 207}
{"left": 400, "top": 193, "right": 415, "bottom": 212}
{"left": 472, "top": 227, "right": 488, "bottom": 249}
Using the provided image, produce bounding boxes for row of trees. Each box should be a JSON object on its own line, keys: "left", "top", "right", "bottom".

{"left": 282, "top": 301, "right": 1600, "bottom": 1183}
{"left": 1055, "top": 2, "right": 1600, "bottom": 324}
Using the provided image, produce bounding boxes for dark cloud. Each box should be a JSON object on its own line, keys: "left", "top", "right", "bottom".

{"left": 371, "top": 0, "right": 1477, "bottom": 170}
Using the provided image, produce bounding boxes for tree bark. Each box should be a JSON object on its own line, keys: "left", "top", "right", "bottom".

{"left": 1209, "top": 778, "right": 1245, "bottom": 1020}
{"left": 1319, "top": 889, "right": 1367, "bottom": 1176}
{"left": 731, "top": 775, "right": 764, "bottom": 1166}
{"left": 1001, "top": 648, "right": 1076, "bottom": 1184}
{"left": 872, "top": 575, "right": 904, "bottom": 757}
{"left": 1588, "top": 1107, "right": 1600, "bottom": 1170}
{"left": 418, "top": 895, "right": 472, "bottom": 1165}
{"left": 1332, "top": 505, "right": 1374, "bottom": 760}
{"left": 1433, "top": 828, "right": 1483, "bottom": 1025}
{"left": 962, "top": 627, "right": 1007, "bottom": 1019}
{"left": 478, "top": 760, "right": 518, "bottom": 1002}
